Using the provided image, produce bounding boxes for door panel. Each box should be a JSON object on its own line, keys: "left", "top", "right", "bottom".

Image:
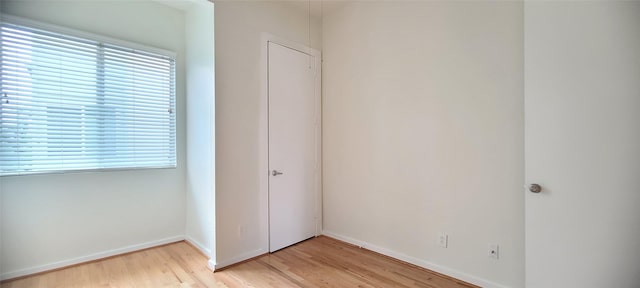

{"left": 268, "top": 42, "right": 317, "bottom": 252}
{"left": 525, "top": 2, "right": 640, "bottom": 287}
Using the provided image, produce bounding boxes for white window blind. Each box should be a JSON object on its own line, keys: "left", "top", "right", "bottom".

{"left": 0, "top": 19, "right": 176, "bottom": 176}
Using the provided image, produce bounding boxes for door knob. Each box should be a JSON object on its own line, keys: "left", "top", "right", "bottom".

{"left": 529, "top": 183, "right": 542, "bottom": 193}
{"left": 272, "top": 170, "right": 283, "bottom": 176}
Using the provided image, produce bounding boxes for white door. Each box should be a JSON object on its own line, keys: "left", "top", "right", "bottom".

{"left": 268, "top": 42, "right": 319, "bottom": 252}
{"left": 525, "top": 2, "right": 640, "bottom": 287}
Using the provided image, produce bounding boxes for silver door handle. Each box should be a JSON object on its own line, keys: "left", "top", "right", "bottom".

{"left": 529, "top": 183, "right": 542, "bottom": 193}
{"left": 272, "top": 170, "right": 283, "bottom": 176}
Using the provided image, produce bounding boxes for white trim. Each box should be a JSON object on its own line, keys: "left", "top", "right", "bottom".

{"left": 0, "top": 235, "right": 184, "bottom": 281}
{"left": 207, "top": 259, "right": 216, "bottom": 272}
{"left": 1, "top": 13, "right": 176, "bottom": 58}
{"left": 258, "top": 32, "right": 271, "bottom": 259}
{"left": 209, "top": 1, "right": 217, "bottom": 272}
{"left": 259, "top": 33, "right": 322, "bottom": 253}
{"left": 185, "top": 236, "right": 212, "bottom": 258}
{"left": 321, "top": 230, "right": 511, "bottom": 288}
{"left": 212, "top": 248, "right": 268, "bottom": 270}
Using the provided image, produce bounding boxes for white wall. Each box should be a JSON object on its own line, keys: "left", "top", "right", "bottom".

{"left": 0, "top": 0, "right": 187, "bottom": 279}
{"left": 322, "top": 2, "right": 523, "bottom": 287}
{"left": 185, "top": 1, "right": 216, "bottom": 259}
{"left": 214, "top": 0, "right": 321, "bottom": 267}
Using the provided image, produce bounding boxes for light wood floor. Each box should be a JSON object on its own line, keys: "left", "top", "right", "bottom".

{"left": 1, "top": 236, "right": 479, "bottom": 288}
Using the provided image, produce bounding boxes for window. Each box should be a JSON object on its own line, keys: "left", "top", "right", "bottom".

{"left": 0, "top": 17, "right": 176, "bottom": 176}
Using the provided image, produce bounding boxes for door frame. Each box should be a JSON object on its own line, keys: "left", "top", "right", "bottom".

{"left": 259, "top": 33, "right": 322, "bottom": 252}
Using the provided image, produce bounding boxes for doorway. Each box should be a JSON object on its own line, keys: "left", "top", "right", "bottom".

{"left": 264, "top": 37, "right": 321, "bottom": 252}
{"left": 524, "top": 2, "right": 640, "bottom": 287}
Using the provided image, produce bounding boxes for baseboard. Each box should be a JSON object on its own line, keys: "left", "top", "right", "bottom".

{"left": 0, "top": 235, "right": 184, "bottom": 281}
{"left": 207, "top": 259, "right": 216, "bottom": 272}
{"left": 321, "top": 230, "right": 510, "bottom": 288}
{"left": 213, "top": 248, "right": 267, "bottom": 270}
{"left": 184, "top": 236, "right": 212, "bottom": 258}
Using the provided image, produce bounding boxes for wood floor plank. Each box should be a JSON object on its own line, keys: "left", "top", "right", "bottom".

{"left": 1, "top": 237, "right": 479, "bottom": 288}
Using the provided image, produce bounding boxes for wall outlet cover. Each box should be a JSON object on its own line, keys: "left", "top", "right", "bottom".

{"left": 488, "top": 244, "right": 499, "bottom": 259}
{"left": 438, "top": 233, "right": 448, "bottom": 248}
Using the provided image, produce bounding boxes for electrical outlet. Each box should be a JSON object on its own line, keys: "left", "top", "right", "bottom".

{"left": 238, "top": 225, "right": 247, "bottom": 239}
{"left": 438, "top": 233, "right": 448, "bottom": 248}
{"left": 488, "top": 244, "right": 499, "bottom": 259}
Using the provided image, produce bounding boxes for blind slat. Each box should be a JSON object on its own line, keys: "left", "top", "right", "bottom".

{"left": 1, "top": 21, "right": 177, "bottom": 176}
